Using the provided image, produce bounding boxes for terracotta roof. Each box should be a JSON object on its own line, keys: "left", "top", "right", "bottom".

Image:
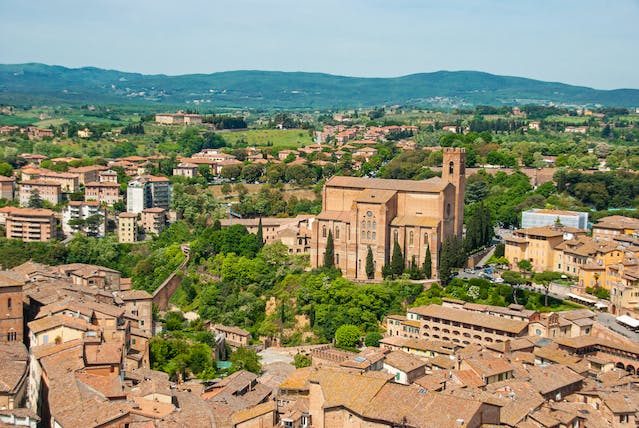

{"left": 213, "top": 324, "right": 250, "bottom": 337}
{"left": 391, "top": 215, "right": 441, "bottom": 228}
{"left": 120, "top": 289, "right": 152, "bottom": 300}
{"left": 353, "top": 188, "right": 397, "bottom": 204}
{"left": 5, "top": 207, "right": 55, "bottom": 217}
{"left": 0, "top": 271, "right": 23, "bottom": 288}
{"left": 326, "top": 175, "right": 448, "bottom": 193}
{"left": 85, "top": 181, "right": 119, "bottom": 187}
{"left": 231, "top": 401, "right": 276, "bottom": 425}
{"left": 118, "top": 212, "right": 138, "bottom": 218}
{"left": 316, "top": 210, "right": 351, "bottom": 222}
{"left": 465, "top": 357, "right": 515, "bottom": 378}
{"left": 525, "top": 364, "right": 584, "bottom": 396}
{"left": 278, "top": 366, "right": 313, "bottom": 391}
{"left": 0, "top": 343, "right": 28, "bottom": 394}
{"left": 84, "top": 342, "right": 122, "bottom": 365}
{"left": 27, "top": 313, "right": 97, "bottom": 334}
{"left": 384, "top": 350, "right": 427, "bottom": 373}
{"left": 410, "top": 304, "right": 529, "bottom": 334}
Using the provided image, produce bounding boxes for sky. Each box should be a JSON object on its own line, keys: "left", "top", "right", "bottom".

{"left": 1, "top": 0, "right": 638, "bottom": 89}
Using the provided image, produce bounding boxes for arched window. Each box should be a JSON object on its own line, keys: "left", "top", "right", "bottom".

{"left": 449, "top": 161, "right": 454, "bottom": 174}
{"left": 372, "top": 232, "right": 376, "bottom": 240}
{"left": 446, "top": 203, "right": 451, "bottom": 218}
{"left": 335, "top": 227, "right": 340, "bottom": 239}
{"left": 409, "top": 231, "right": 414, "bottom": 245}
{"left": 361, "top": 230, "right": 366, "bottom": 239}
{"left": 361, "top": 220, "right": 366, "bottom": 230}
{"left": 367, "top": 221, "right": 371, "bottom": 229}
{"left": 367, "top": 231, "right": 371, "bottom": 239}
{"left": 322, "top": 225, "right": 327, "bottom": 238}
{"left": 424, "top": 232, "right": 429, "bottom": 244}
{"left": 393, "top": 230, "right": 399, "bottom": 242}
{"left": 372, "top": 221, "right": 376, "bottom": 230}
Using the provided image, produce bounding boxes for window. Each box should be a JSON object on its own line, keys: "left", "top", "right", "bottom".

{"left": 7, "top": 331, "right": 17, "bottom": 341}
{"left": 367, "top": 231, "right": 371, "bottom": 239}
{"left": 322, "top": 225, "right": 327, "bottom": 238}
{"left": 367, "top": 221, "right": 371, "bottom": 229}
{"left": 619, "top": 415, "right": 628, "bottom": 423}
{"left": 424, "top": 232, "right": 428, "bottom": 244}
{"left": 361, "top": 220, "right": 366, "bottom": 230}
{"left": 446, "top": 203, "right": 451, "bottom": 218}
{"left": 336, "top": 254, "right": 340, "bottom": 265}
{"left": 335, "top": 227, "right": 340, "bottom": 240}
{"left": 409, "top": 231, "right": 414, "bottom": 245}
{"left": 372, "top": 221, "right": 376, "bottom": 230}
{"left": 394, "top": 230, "right": 399, "bottom": 242}
{"left": 132, "top": 339, "right": 136, "bottom": 345}
{"left": 395, "top": 372, "right": 400, "bottom": 381}
{"left": 361, "top": 231, "right": 366, "bottom": 239}
{"left": 372, "top": 232, "right": 376, "bottom": 240}
{"left": 7, "top": 298, "right": 11, "bottom": 309}
{"left": 449, "top": 161, "right": 454, "bottom": 174}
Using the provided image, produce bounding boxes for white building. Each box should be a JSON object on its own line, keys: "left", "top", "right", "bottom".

{"left": 126, "top": 180, "right": 150, "bottom": 214}
{"left": 126, "top": 176, "right": 172, "bottom": 214}
{"left": 62, "top": 201, "right": 106, "bottom": 237}
{"left": 521, "top": 209, "right": 588, "bottom": 230}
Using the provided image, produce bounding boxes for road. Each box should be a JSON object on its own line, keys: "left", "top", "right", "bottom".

{"left": 596, "top": 313, "right": 639, "bottom": 342}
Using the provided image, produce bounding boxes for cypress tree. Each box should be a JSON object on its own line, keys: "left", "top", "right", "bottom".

{"left": 390, "top": 239, "right": 404, "bottom": 277}
{"left": 439, "top": 239, "right": 452, "bottom": 285}
{"left": 365, "top": 246, "right": 375, "bottom": 279}
{"left": 212, "top": 219, "right": 222, "bottom": 231}
{"left": 324, "top": 229, "right": 334, "bottom": 268}
{"left": 256, "top": 217, "right": 264, "bottom": 249}
{"left": 423, "top": 244, "right": 432, "bottom": 279}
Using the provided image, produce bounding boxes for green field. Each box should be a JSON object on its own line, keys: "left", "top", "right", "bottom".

{"left": 218, "top": 129, "right": 314, "bottom": 149}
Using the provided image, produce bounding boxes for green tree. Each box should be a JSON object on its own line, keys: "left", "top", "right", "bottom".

{"left": 230, "top": 347, "right": 262, "bottom": 374}
{"left": 256, "top": 218, "right": 264, "bottom": 250}
{"left": 28, "top": 189, "right": 44, "bottom": 209}
{"left": 390, "top": 239, "right": 404, "bottom": 277}
{"left": 423, "top": 245, "right": 432, "bottom": 279}
{"left": 517, "top": 259, "right": 532, "bottom": 274}
{"left": 365, "top": 246, "right": 374, "bottom": 279}
{"left": 221, "top": 183, "right": 232, "bottom": 195}
{"left": 324, "top": 229, "right": 334, "bottom": 268}
{"left": 364, "top": 331, "right": 383, "bottom": 347}
{"left": 439, "top": 239, "right": 452, "bottom": 285}
{"left": 335, "top": 324, "right": 360, "bottom": 349}
{"left": 0, "top": 162, "right": 13, "bottom": 177}
{"left": 293, "top": 353, "right": 312, "bottom": 368}
{"left": 533, "top": 271, "right": 562, "bottom": 307}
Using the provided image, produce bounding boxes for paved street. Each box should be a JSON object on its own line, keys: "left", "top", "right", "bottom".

{"left": 597, "top": 313, "right": 639, "bottom": 342}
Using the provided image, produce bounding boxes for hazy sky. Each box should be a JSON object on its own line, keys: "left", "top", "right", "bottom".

{"left": 1, "top": 0, "right": 638, "bottom": 89}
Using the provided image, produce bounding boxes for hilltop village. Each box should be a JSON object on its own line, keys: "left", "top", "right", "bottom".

{"left": 1, "top": 105, "right": 639, "bottom": 427}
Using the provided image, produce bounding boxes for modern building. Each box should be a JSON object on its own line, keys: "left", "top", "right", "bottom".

{"left": 522, "top": 209, "right": 589, "bottom": 230}
{"left": 62, "top": 201, "right": 106, "bottom": 237}
{"left": 310, "top": 148, "right": 465, "bottom": 279}
{"left": 4, "top": 208, "right": 57, "bottom": 242}
{"left": 117, "top": 212, "right": 138, "bottom": 243}
{"left": 126, "top": 176, "right": 172, "bottom": 213}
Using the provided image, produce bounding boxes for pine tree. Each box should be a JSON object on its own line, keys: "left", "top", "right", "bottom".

{"left": 390, "top": 239, "right": 404, "bottom": 277}
{"left": 324, "top": 230, "right": 334, "bottom": 268}
{"left": 423, "top": 244, "right": 432, "bottom": 279}
{"left": 28, "top": 189, "right": 44, "bottom": 208}
{"left": 365, "top": 246, "right": 375, "bottom": 279}
{"left": 256, "top": 218, "right": 264, "bottom": 249}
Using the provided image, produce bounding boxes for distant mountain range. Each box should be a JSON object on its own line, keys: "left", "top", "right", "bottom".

{"left": 0, "top": 63, "right": 638, "bottom": 109}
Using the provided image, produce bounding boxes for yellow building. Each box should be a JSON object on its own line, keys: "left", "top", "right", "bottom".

{"left": 592, "top": 215, "right": 639, "bottom": 240}
{"left": 504, "top": 226, "right": 586, "bottom": 272}
{"left": 118, "top": 212, "right": 138, "bottom": 243}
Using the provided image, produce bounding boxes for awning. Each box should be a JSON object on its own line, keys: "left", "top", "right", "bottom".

{"left": 616, "top": 315, "right": 639, "bottom": 328}
{"left": 567, "top": 293, "right": 597, "bottom": 304}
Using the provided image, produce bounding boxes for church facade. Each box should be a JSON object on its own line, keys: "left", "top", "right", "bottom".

{"left": 310, "top": 148, "right": 466, "bottom": 280}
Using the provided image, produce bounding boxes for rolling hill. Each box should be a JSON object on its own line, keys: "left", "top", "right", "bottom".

{"left": 0, "top": 63, "right": 638, "bottom": 109}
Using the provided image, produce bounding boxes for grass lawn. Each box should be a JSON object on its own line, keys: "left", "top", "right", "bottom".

{"left": 218, "top": 129, "right": 313, "bottom": 149}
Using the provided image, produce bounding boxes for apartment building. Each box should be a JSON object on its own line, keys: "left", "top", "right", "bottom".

{"left": 127, "top": 176, "right": 172, "bottom": 213}
{"left": 68, "top": 165, "right": 108, "bottom": 185}
{"left": 62, "top": 201, "right": 106, "bottom": 237}
{"left": 141, "top": 207, "right": 166, "bottom": 235}
{"left": 98, "top": 169, "right": 118, "bottom": 183}
{"left": 20, "top": 167, "right": 79, "bottom": 193}
{"left": 84, "top": 181, "right": 120, "bottom": 206}
{"left": 18, "top": 180, "right": 62, "bottom": 206}
{"left": 118, "top": 212, "right": 138, "bottom": 243}
{"left": 4, "top": 207, "right": 57, "bottom": 242}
